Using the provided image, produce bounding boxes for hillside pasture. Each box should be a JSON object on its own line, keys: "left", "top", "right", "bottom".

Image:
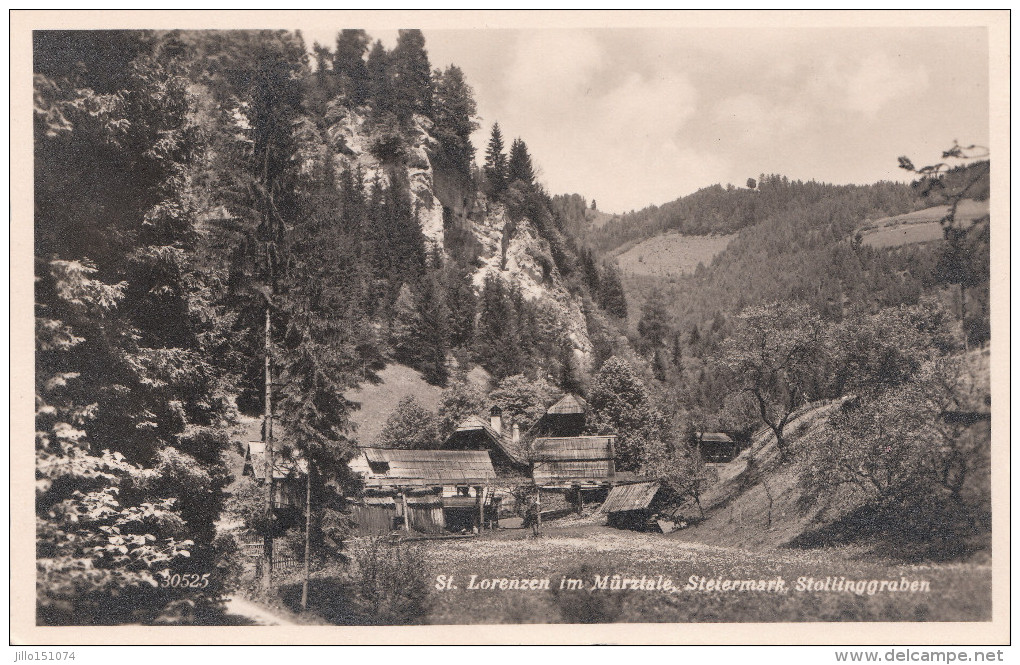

{"left": 343, "top": 363, "right": 487, "bottom": 446}
{"left": 859, "top": 199, "right": 988, "bottom": 249}
{"left": 614, "top": 233, "right": 736, "bottom": 278}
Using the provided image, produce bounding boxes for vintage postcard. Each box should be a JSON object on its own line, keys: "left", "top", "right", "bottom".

{"left": 10, "top": 9, "right": 1010, "bottom": 646}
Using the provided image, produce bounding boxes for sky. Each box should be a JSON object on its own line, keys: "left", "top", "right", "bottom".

{"left": 301, "top": 26, "right": 989, "bottom": 214}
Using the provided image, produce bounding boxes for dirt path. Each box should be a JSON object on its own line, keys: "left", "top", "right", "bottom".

{"left": 223, "top": 595, "right": 297, "bottom": 626}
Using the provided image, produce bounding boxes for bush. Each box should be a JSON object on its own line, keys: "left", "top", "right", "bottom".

{"left": 279, "top": 537, "right": 431, "bottom": 625}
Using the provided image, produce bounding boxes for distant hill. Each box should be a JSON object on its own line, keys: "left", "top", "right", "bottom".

{"left": 585, "top": 208, "right": 619, "bottom": 229}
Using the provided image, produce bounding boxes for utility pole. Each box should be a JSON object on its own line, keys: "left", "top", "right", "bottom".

{"left": 262, "top": 307, "right": 274, "bottom": 592}
{"left": 301, "top": 465, "right": 311, "bottom": 610}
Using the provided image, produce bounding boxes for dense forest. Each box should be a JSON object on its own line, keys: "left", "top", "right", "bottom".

{"left": 34, "top": 27, "right": 991, "bottom": 625}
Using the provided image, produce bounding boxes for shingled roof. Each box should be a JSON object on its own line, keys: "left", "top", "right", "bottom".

{"left": 350, "top": 448, "right": 497, "bottom": 488}
{"left": 446, "top": 415, "right": 527, "bottom": 466}
{"left": 546, "top": 394, "right": 588, "bottom": 415}
{"left": 600, "top": 481, "right": 662, "bottom": 513}
{"left": 531, "top": 435, "right": 616, "bottom": 486}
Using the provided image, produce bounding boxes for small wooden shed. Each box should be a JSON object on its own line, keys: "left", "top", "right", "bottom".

{"left": 600, "top": 481, "right": 668, "bottom": 531}
{"left": 350, "top": 496, "right": 397, "bottom": 536}
{"left": 242, "top": 441, "right": 308, "bottom": 510}
{"left": 697, "top": 432, "right": 739, "bottom": 463}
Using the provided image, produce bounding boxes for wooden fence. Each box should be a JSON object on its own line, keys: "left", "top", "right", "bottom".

{"left": 239, "top": 539, "right": 303, "bottom": 571}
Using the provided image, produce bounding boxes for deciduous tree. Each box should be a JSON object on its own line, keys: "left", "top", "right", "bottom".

{"left": 716, "top": 303, "right": 824, "bottom": 461}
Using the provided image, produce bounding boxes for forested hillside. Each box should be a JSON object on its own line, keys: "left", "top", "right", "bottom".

{"left": 33, "top": 28, "right": 634, "bottom": 625}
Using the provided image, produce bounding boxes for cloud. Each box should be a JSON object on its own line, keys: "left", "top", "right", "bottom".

{"left": 802, "top": 51, "right": 930, "bottom": 119}
{"left": 504, "top": 31, "right": 605, "bottom": 105}
{"left": 843, "top": 52, "right": 930, "bottom": 117}
{"left": 714, "top": 92, "right": 810, "bottom": 140}
{"left": 481, "top": 32, "right": 704, "bottom": 211}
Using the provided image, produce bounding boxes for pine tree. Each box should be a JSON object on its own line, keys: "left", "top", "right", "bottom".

{"left": 333, "top": 29, "right": 370, "bottom": 105}
{"left": 390, "top": 29, "right": 433, "bottom": 122}
{"left": 484, "top": 123, "right": 508, "bottom": 198}
{"left": 390, "top": 283, "right": 420, "bottom": 364}
{"left": 444, "top": 263, "right": 477, "bottom": 349}
{"left": 637, "top": 287, "right": 671, "bottom": 353}
{"left": 475, "top": 273, "right": 520, "bottom": 379}
{"left": 598, "top": 261, "right": 628, "bottom": 319}
{"left": 507, "top": 137, "right": 535, "bottom": 186}
{"left": 416, "top": 271, "right": 451, "bottom": 385}
{"left": 382, "top": 169, "right": 427, "bottom": 294}
{"left": 432, "top": 65, "right": 478, "bottom": 177}
{"left": 366, "top": 39, "right": 392, "bottom": 116}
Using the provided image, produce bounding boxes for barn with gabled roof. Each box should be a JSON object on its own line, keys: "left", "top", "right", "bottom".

{"left": 530, "top": 435, "right": 616, "bottom": 488}
{"left": 348, "top": 447, "right": 501, "bottom": 535}
{"left": 529, "top": 393, "right": 589, "bottom": 437}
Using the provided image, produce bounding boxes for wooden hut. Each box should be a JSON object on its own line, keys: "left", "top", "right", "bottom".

{"left": 530, "top": 435, "right": 616, "bottom": 487}
{"left": 242, "top": 441, "right": 308, "bottom": 510}
{"left": 696, "top": 432, "right": 739, "bottom": 463}
{"left": 600, "top": 481, "right": 669, "bottom": 531}
{"left": 530, "top": 394, "right": 588, "bottom": 437}
{"left": 350, "top": 496, "right": 396, "bottom": 536}
{"left": 349, "top": 448, "right": 498, "bottom": 534}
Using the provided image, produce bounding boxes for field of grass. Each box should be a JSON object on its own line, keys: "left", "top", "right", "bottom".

{"left": 614, "top": 233, "right": 736, "bottom": 278}
{"left": 859, "top": 199, "right": 989, "bottom": 249}
{"left": 413, "top": 524, "right": 990, "bottom": 624}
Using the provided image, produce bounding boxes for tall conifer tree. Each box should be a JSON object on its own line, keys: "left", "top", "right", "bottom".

{"left": 484, "top": 123, "right": 508, "bottom": 197}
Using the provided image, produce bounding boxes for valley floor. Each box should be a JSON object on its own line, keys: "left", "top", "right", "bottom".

{"left": 414, "top": 522, "right": 989, "bottom": 624}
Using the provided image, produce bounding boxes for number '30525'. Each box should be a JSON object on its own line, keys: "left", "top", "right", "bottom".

{"left": 158, "top": 572, "right": 210, "bottom": 588}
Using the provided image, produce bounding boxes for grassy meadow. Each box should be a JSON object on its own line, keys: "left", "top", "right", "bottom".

{"left": 417, "top": 524, "right": 990, "bottom": 624}
{"left": 859, "top": 199, "right": 989, "bottom": 249}
{"left": 614, "top": 233, "right": 736, "bottom": 278}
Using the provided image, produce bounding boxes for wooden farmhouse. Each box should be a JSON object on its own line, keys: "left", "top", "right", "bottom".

{"left": 242, "top": 441, "right": 308, "bottom": 511}
{"left": 600, "top": 480, "right": 672, "bottom": 532}
{"left": 528, "top": 394, "right": 617, "bottom": 488}
{"left": 696, "top": 432, "right": 740, "bottom": 463}
{"left": 442, "top": 407, "right": 529, "bottom": 479}
{"left": 348, "top": 448, "right": 500, "bottom": 535}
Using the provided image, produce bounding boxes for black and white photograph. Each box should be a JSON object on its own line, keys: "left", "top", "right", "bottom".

{"left": 13, "top": 9, "right": 1008, "bottom": 646}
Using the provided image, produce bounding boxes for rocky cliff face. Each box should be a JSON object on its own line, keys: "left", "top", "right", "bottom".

{"left": 324, "top": 105, "right": 594, "bottom": 368}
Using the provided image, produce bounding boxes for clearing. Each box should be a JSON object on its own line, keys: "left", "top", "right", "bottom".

{"left": 343, "top": 363, "right": 488, "bottom": 446}
{"left": 858, "top": 199, "right": 989, "bottom": 249}
{"left": 614, "top": 233, "right": 735, "bottom": 278}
